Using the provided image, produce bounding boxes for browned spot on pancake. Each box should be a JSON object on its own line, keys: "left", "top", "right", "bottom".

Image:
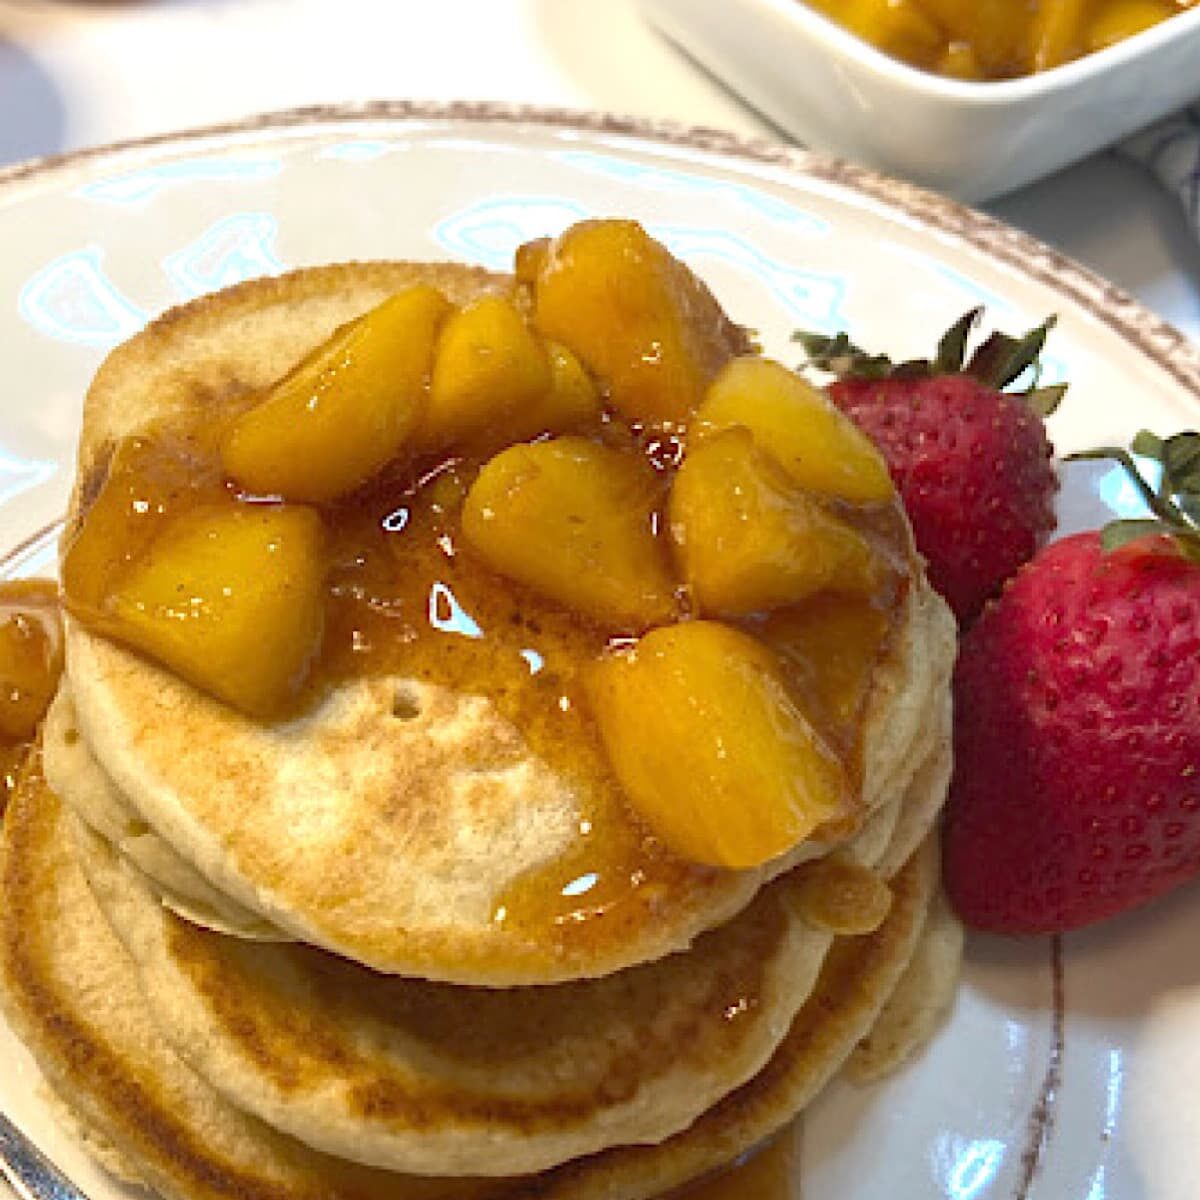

{"left": 76, "top": 447, "right": 113, "bottom": 523}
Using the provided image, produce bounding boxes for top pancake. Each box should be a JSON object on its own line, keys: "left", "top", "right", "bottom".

{"left": 63, "top": 262, "right": 957, "bottom": 985}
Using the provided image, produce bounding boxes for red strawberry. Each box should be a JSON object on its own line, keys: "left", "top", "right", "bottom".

{"left": 797, "top": 310, "right": 1062, "bottom": 624}
{"left": 943, "top": 431, "right": 1200, "bottom": 933}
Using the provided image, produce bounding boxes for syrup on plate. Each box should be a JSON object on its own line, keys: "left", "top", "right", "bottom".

{"left": 0, "top": 579, "right": 62, "bottom": 809}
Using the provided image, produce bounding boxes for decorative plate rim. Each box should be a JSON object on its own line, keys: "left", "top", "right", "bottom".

{"left": 0, "top": 99, "right": 1197, "bottom": 408}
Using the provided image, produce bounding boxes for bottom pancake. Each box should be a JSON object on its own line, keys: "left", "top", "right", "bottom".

{"left": 0, "top": 758, "right": 945, "bottom": 1200}
{"left": 72, "top": 810, "right": 837, "bottom": 1178}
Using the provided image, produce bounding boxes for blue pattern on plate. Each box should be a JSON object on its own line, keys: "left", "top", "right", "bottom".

{"left": 434, "top": 198, "right": 590, "bottom": 268}
{"left": 19, "top": 247, "right": 146, "bottom": 346}
{"left": 162, "top": 212, "right": 283, "bottom": 298}
{"left": 552, "top": 150, "right": 828, "bottom": 231}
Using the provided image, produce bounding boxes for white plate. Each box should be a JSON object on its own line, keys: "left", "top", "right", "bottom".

{"left": 1, "top": 103, "right": 1198, "bottom": 1200}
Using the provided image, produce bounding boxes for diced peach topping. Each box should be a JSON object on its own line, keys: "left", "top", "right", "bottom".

{"left": 529, "top": 219, "right": 742, "bottom": 426}
{"left": 62, "top": 433, "right": 226, "bottom": 631}
{"left": 106, "top": 504, "right": 326, "bottom": 717}
{"left": 669, "top": 427, "right": 884, "bottom": 616}
{"left": 586, "top": 620, "right": 849, "bottom": 869}
{"left": 60, "top": 219, "right": 913, "bottom": 871}
{"left": 697, "top": 357, "right": 893, "bottom": 504}
{"left": 531, "top": 340, "right": 603, "bottom": 435}
{"left": 221, "top": 286, "right": 450, "bottom": 502}
{"left": 760, "top": 593, "right": 892, "bottom": 743}
{"left": 461, "top": 437, "right": 677, "bottom": 630}
{"left": 420, "top": 295, "right": 552, "bottom": 452}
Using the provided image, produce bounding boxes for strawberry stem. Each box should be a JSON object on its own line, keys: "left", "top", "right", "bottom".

{"left": 1068, "top": 431, "right": 1200, "bottom": 561}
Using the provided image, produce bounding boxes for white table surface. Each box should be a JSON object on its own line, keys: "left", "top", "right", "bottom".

{"left": 1, "top": 0, "right": 1199, "bottom": 347}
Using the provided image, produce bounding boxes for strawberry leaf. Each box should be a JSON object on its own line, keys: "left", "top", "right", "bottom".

{"left": 1026, "top": 384, "right": 1067, "bottom": 418}
{"left": 965, "top": 316, "right": 1057, "bottom": 391}
{"left": 1162, "top": 432, "right": 1200, "bottom": 495}
{"left": 1178, "top": 492, "right": 1200, "bottom": 527}
{"left": 1101, "top": 519, "right": 1171, "bottom": 552}
{"left": 791, "top": 331, "right": 894, "bottom": 379}
{"left": 794, "top": 309, "right": 1064, "bottom": 416}
{"left": 1131, "top": 430, "right": 1164, "bottom": 458}
{"left": 933, "top": 307, "right": 981, "bottom": 375}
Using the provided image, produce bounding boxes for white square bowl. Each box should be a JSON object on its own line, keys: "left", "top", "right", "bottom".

{"left": 642, "top": 0, "right": 1200, "bottom": 202}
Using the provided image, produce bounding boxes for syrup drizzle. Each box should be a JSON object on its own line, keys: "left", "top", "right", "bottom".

{"left": 63, "top": 408, "right": 909, "bottom": 961}
{"left": 670, "top": 1121, "right": 800, "bottom": 1199}
{"left": 0, "top": 579, "right": 62, "bottom": 811}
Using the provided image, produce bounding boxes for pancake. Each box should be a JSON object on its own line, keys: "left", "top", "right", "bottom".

{"left": 66, "top": 708, "right": 948, "bottom": 1179}
{"left": 845, "top": 888, "right": 963, "bottom": 1082}
{"left": 0, "top": 757, "right": 940, "bottom": 1200}
{"left": 47, "top": 608, "right": 948, "bottom": 950}
{"left": 73, "top": 809, "right": 832, "bottom": 1177}
{"left": 62, "top": 262, "right": 958, "bottom": 986}
{"left": 876, "top": 691, "right": 953, "bottom": 881}
{"left": 42, "top": 687, "right": 283, "bottom": 940}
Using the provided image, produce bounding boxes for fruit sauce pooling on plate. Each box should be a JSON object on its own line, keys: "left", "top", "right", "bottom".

{"left": 670, "top": 1122, "right": 797, "bottom": 1198}
{"left": 0, "top": 581, "right": 62, "bottom": 810}
{"left": 61, "top": 219, "right": 912, "bottom": 942}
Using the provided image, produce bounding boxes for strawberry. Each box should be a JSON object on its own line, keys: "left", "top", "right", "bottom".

{"left": 796, "top": 310, "right": 1063, "bottom": 624}
{"left": 943, "top": 431, "right": 1200, "bottom": 933}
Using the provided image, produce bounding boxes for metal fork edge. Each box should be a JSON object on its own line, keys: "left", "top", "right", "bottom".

{"left": 0, "top": 1112, "right": 90, "bottom": 1200}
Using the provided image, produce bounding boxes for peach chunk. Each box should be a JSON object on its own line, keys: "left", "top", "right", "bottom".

{"left": 0, "top": 583, "right": 62, "bottom": 742}
{"left": 760, "top": 593, "right": 891, "bottom": 743}
{"left": 461, "top": 437, "right": 676, "bottom": 630}
{"left": 221, "top": 286, "right": 450, "bottom": 503}
{"left": 697, "top": 357, "right": 893, "bottom": 504}
{"left": 526, "top": 339, "right": 603, "bottom": 434}
{"left": 586, "top": 621, "right": 848, "bottom": 869}
{"left": 106, "top": 504, "right": 326, "bottom": 718}
{"left": 793, "top": 855, "right": 892, "bottom": 935}
{"left": 422, "top": 296, "right": 552, "bottom": 451}
{"left": 528, "top": 219, "right": 743, "bottom": 426}
{"left": 63, "top": 433, "right": 226, "bottom": 628}
{"left": 468, "top": 339, "right": 603, "bottom": 450}
{"left": 669, "top": 428, "right": 884, "bottom": 616}
{"left": 1087, "top": 0, "right": 1174, "bottom": 52}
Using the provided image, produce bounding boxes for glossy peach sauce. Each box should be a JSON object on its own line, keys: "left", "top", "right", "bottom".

{"left": 61, "top": 397, "right": 908, "bottom": 950}
{"left": 672, "top": 1123, "right": 798, "bottom": 1198}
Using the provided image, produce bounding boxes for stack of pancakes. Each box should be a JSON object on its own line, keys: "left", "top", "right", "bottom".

{"left": 0, "top": 260, "right": 963, "bottom": 1200}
